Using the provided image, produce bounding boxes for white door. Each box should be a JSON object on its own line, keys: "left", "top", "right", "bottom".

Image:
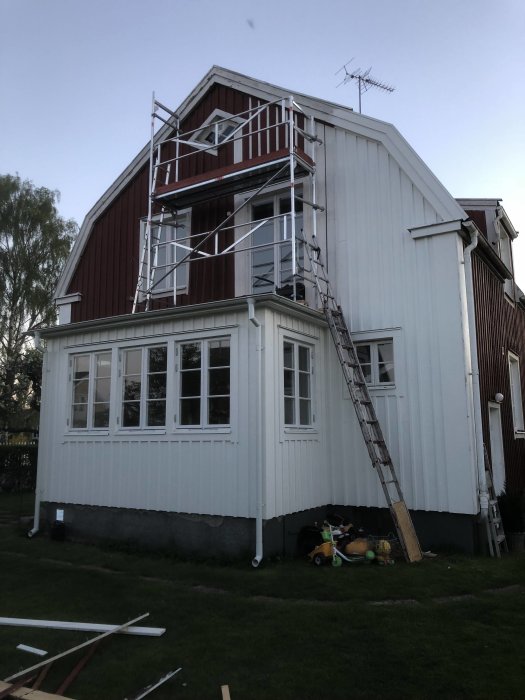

{"left": 488, "top": 402, "right": 506, "bottom": 495}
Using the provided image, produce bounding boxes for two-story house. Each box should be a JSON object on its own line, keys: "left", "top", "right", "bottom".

{"left": 33, "top": 67, "right": 524, "bottom": 560}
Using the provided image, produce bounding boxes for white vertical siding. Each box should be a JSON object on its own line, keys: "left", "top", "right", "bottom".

{"left": 318, "top": 123, "right": 478, "bottom": 515}
{"left": 38, "top": 309, "right": 257, "bottom": 518}
{"left": 261, "top": 308, "right": 330, "bottom": 519}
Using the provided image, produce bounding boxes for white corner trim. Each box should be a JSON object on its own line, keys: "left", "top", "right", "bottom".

{"left": 409, "top": 220, "right": 463, "bottom": 240}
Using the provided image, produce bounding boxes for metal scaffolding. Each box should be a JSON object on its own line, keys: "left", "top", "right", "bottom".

{"left": 132, "top": 93, "right": 323, "bottom": 313}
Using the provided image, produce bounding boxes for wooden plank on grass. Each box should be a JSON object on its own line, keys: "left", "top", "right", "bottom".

{"left": 221, "top": 685, "right": 231, "bottom": 700}
{"left": 4, "top": 613, "right": 149, "bottom": 683}
{"left": 392, "top": 501, "right": 423, "bottom": 562}
{"left": 0, "top": 617, "right": 164, "bottom": 637}
{"left": 0, "top": 680, "right": 74, "bottom": 699}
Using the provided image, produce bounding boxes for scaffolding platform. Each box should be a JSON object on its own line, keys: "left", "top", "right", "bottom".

{"left": 154, "top": 148, "right": 314, "bottom": 209}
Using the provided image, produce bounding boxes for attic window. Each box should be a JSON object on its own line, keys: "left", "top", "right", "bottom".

{"left": 193, "top": 109, "right": 242, "bottom": 153}
{"left": 202, "top": 118, "right": 236, "bottom": 145}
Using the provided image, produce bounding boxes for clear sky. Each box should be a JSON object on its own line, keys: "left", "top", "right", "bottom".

{"left": 1, "top": 0, "right": 524, "bottom": 282}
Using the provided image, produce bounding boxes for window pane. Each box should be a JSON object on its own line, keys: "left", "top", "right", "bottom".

{"left": 95, "top": 377, "right": 111, "bottom": 403}
{"left": 378, "top": 342, "right": 394, "bottom": 383}
{"left": 209, "top": 340, "right": 230, "bottom": 367}
{"left": 298, "top": 346, "right": 309, "bottom": 372}
{"left": 378, "top": 364, "right": 395, "bottom": 384}
{"left": 123, "top": 402, "right": 140, "bottom": 427}
{"left": 299, "top": 372, "right": 310, "bottom": 398}
{"left": 181, "top": 370, "right": 201, "bottom": 397}
{"left": 73, "top": 355, "right": 89, "bottom": 378}
{"left": 357, "top": 345, "right": 372, "bottom": 383}
{"left": 283, "top": 342, "right": 294, "bottom": 369}
{"left": 208, "top": 397, "right": 230, "bottom": 424}
{"left": 73, "top": 379, "right": 89, "bottom": 404}
{"left": 148, "top": 374, "right": 167, "bottom": 400}
{"left": 149, "top": 346, "right": 167, "bottom": 373}
{"left": 377, "top": 342, "right": 393, "bottom": 364}
{"left": 279, "top": 243, "right": 293, "bottom": 284}
{"left": 125, "top": 349, "right": 142, "bottom": 375}
{"left": 299, "top": 399, "right": 311, "bottom": 426}
{"left": 284, "top": 369, "right": 294, "bottom": 396}
{"left": 124, "top": 377, "right": 141, "bottom": 401}
{"left": 284, "top": 397, "right": 295, "bottom": 425}
{"left": 147, "top": 400, "right": 166, "bottom": 427}
{"left": 181, "top": 343, "right": 201, "bottom": 369}
{"left": 253, "top": 202, "right": 274, "bottom": 221}
{"left": 93, "top": 403, "right": 110, "bottom": 428}
{"left": 180, "top": 398, "right": 200, "bottom": 425}
{"left": 356, "top": 345, "right": 371, "bottom": 364}
{"left": 209, "top": 368, "right": 230, "bottom": 396}
{"left": 72, "top": 404, "right": 88, "bottom": 429}
{"left": 96, "top": 353, "right": 111, "bottom": 378}
{"left": 253, "top": 220, "right": 274, "bottom": 247}
{"left": 279, "top": 197, "right": 303, "bottom": 215}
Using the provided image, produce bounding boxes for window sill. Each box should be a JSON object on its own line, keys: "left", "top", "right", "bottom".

{"left": 174, "top": 427, "right": 232, "bottom": 435}
{"left": 283, "top": 427, "right": 318, "bottom": 435}
{"left": 64, "top": 430, "right": 110, "bottom": 438}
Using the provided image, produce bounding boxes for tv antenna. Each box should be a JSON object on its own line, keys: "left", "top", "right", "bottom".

{"left": 336, "top": 59, "right": 395, "bottom": 114}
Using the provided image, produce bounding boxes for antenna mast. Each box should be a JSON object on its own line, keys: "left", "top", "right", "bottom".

{"left": 336, "top": 60, "right": 395, "bottom": 114}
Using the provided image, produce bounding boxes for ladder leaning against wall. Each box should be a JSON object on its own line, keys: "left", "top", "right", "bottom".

{"left": 304, "top": 239, "right": 423, "bottom": 563}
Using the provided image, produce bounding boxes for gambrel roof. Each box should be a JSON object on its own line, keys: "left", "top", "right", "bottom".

{"left": 56, "top": 65, "right": 467, "bottom": 300}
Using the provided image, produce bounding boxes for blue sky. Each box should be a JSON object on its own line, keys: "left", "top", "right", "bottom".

{"left": 1, "top": 0, "right": 524, "bottom": 282}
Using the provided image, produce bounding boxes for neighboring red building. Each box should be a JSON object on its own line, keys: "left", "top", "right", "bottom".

{"left": 459, "top": 200, "right": 525, "bottom": 499}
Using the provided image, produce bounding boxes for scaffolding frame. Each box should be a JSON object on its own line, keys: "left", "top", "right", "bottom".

{"left": 132, "top": 93, "right": 323, "bottom": 313}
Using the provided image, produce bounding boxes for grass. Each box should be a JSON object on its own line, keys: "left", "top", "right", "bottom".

{"left": 0, "top": 496, "right": 524, "bottom": 699}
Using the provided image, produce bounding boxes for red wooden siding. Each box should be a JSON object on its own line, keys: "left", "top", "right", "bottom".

{"left": 68, "top": 165, "right": 149, "bottom": 322}
{"left": 472, "top": 252, "right": 525, "bottom": 494}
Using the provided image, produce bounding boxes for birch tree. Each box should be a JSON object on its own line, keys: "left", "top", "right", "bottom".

{"left": 0, "top": 174, "right": 77, "bottom": 427}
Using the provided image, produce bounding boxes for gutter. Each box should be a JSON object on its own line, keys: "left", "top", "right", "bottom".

{"left": 462, "top": 220, "right": 489, "bottom": 521}
{"left": 247, "top": 298, "right": 264, "bottom": 567}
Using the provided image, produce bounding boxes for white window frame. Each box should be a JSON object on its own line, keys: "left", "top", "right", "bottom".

{"left": 140, "top": 209, "right": 191, "bottom": 298}
{"left": 282, "top": 338, "right": 314, "bottom": 429}
{"left": 68, "top": 351, "right": 112, "bottom": 431}
{"left": 355, "top": 339, "right": 395, "bottom": 387}
{"left": 119, "top": 345, "right": 168, "bottom": 430}
{"left": 508, "top": 351, "right": 525, "bottom": 436}
{"left": 176, "top": 337, "right": 231, "bottom": 429}
{"left": 249, "top": 190, "right": 304, "bottom": 296}
{"left": 192, "top": 109, "right": 244, "bottom": 159}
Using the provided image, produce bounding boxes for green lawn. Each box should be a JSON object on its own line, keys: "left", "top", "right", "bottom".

{"left": 0, "top": 497, "right": 524, "bottom": 699}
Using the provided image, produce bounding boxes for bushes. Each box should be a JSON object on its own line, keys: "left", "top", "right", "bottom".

{"left": 0, "top": 444, "right": 37, "bottom": 493}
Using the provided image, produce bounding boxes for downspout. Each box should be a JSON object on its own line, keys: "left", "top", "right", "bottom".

{"left": 28, "top": 332, "right": 44, "bottom": 538}
{"left": 247, "top": 298, "right": 264, "bottom": 567}
{"left": 463, "top": 220, "right": 489, "bottom": 521}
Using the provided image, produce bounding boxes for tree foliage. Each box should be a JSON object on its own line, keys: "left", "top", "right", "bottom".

{"left": 0, "top": 174, "right": 77, "bottom": 428}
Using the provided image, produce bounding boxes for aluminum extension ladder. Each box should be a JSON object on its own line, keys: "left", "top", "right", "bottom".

{"left": 303, "top": 237, "right": 423, "bottom": 563}
{"left": 484, "top": 445, "right": 508, "bottom": 557}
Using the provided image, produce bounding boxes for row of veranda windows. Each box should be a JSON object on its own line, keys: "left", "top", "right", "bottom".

{"left": 70, "top": 339, "right": 231, "bottom": 430}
